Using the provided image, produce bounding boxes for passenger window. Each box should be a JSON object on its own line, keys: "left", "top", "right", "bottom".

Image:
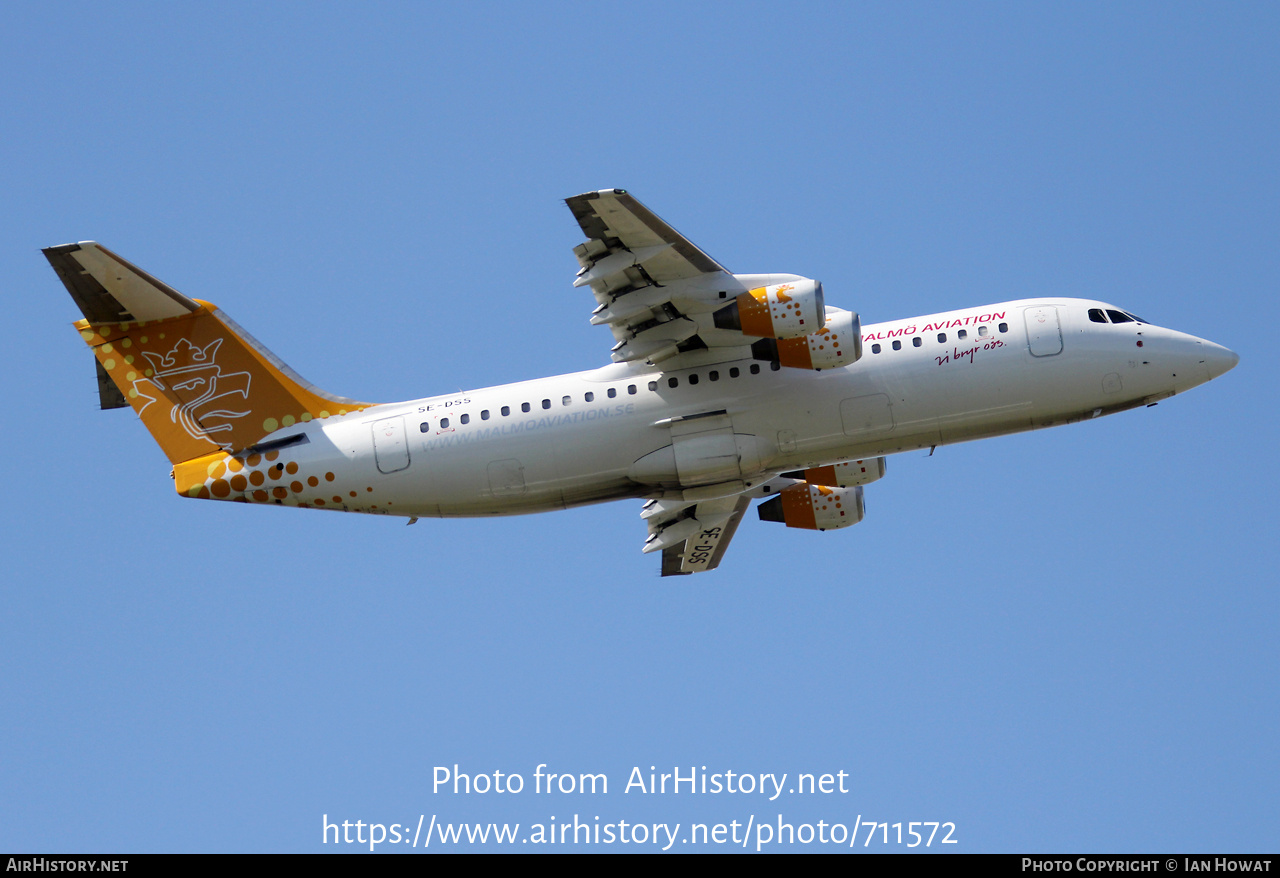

{"left": 1107, "top": 310, "right": 1134, "bottom": 324}
{"left": 607, "top": 388, "right": 617, "bottom": 398}
{"left": 648, "top": 381, "right": 657, "bottom": 391}
{"left": 689, "top": 373, "right": 699, "bottom": 385}
{"left": 501, "top": 405, "right": 510, "bottom": 416}
{"left": 419, "top": 422, "right": 429, "bottom": 433}
{"left": 668, "top": 377, "right": 678, "bottom": 388}
{"left": 730, "top": 367, "right": 740, "bottom": 378}
{"left": 440, "top": 417, "right": 449, "bottom": 428}
{"left": 521, "top": 402, "right": 530, "bottom": 413}
{"left": 460, "top": 414, "right": 469, "bottom": 425}
{"left": 978, "top": 325, "right": 989, "bottom": 337}
{"left": 562, "top": 395, "right": 571, "bottom": 406}
{"left": 770, "top": 360, "right": 781, "bottom": 370}
{"left": 937, "top": 333, "right": 946, "bottom": 343}
{"left": 542, "top": 399, "right": 551, "bottom": 409}
{"left": 481, "top": 410, "right": 490, "bottom": 420}
{"left": 998, "top": 322, "right": 1008, "bottom": 333}
{"left": 584, "top": 392, "right": 594, "bottom": 402}
{"left": 628, "top": 385, "right": 637, "bottom": 394}
{"left": 892, "top": 340, "right": 902, "bottom": 350}
{"left": 709, "top": 370, "right": 719, "bottom": 381}
{"left": 957, "top": 329, "right": 967, "bottom": 340}
{"left": 913, "top": 337, "right": 922, "bottom": 347}
{"left": 749, "top": 364, "right": 760, "bottom": 374}
{"left": 872, "top": 343, "right": 882, "bottom": 354}
{"left": 1089, "top": 308, "right": 1108, "bottom": 323}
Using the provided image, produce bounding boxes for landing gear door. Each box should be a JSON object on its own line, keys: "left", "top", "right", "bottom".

{"left": 670, "top": 412, "right": 742, "bottom": 486}
{"left": 372, "top": 416, "right": 410, "bottom": 474}
{"left": 1024, "top": 305, "right": 1063, "bottom": 357}
{"left": 629, "top": 410, "right": 765, "bottom": 488}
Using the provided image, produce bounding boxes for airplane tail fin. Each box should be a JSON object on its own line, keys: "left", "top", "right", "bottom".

{"left": 45, "top": 242, "right": 373, "bottom": 465}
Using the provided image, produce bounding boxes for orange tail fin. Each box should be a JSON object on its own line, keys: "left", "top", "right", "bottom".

{"left": 45, "top": 242, "right": 373, "bottom": 465}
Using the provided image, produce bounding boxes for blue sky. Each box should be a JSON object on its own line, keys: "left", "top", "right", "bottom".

{"left": 3, "top": 1, "right": 1276, "bottom": 853}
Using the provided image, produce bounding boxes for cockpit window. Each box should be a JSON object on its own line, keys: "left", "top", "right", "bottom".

{"left": 1122, "top": 311, "right": 1146, "bottom": 324}
{"left": 1088, "top": 308, "right": 1108, "bottom": 323}
{"left": 1106, "top": 309, "right": 1134, "bottom": 324}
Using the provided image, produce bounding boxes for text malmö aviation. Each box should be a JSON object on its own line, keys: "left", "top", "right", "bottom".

{"left": 46, "top": 190, "right": 1238, "bottom": 575}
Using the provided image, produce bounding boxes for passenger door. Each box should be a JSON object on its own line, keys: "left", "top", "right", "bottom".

{"left": 1024, "top": 306, "right": 1063, "bottom": 357}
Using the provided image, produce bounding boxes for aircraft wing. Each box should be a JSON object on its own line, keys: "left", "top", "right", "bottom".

{"left": 565, "top": 189, "right": 730, "bottom": 285}
{"left": 639, "top": 492, "right": 754, "bottom": 576}
{"left": 566, "top": 189, "right": 758, "bottom": 368}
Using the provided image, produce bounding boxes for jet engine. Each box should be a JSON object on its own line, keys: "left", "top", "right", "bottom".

{"left": 756, "top": 483, "right": 865, "bottom": 530}
{"left": 748, "top": 307, "right": 862, "bottom": 370}
{"left": 771, "top": 307, "right": 862, "bottom": 370}
{"left": 714, "top": 279, "right": 826, "bottom": 339}
{"left": 785, "top": 456, "right": 886, "bottom": 488}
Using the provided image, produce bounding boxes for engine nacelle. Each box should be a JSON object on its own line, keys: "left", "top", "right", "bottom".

{"left": 787, "top": 456, "right": 886, "bottom": 488}
{"left": 774, "top": 307, "right": 861, "bottom": 370}
{"left": 756, "top": 483, "right": 865, "bottom": 530}
{"left": 714, "top": 278, "right": 825, "bottom": 339}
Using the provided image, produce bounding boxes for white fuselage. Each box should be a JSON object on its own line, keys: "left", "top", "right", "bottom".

{"left": 260, "top": 298, "right": 1235, "bottom": 518}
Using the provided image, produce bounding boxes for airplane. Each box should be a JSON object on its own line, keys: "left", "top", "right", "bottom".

{"left": 45, "top": 189, "right": 1239, "bottom": 575}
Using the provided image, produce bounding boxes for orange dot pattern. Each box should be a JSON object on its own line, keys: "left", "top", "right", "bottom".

{"left": 737, "top": 282, "right": 821, "bottom": 339}
{"left": 72, "top": 305, "right": 374, "bottom": 466}
{"left": 173, "top": 449, "right": 391, "bottom": 515}
{"left": 802, "top": 459, "right": 878, "bottom": 488}
{"left": 777, "top": 483, "right": 861, "bottom": 531}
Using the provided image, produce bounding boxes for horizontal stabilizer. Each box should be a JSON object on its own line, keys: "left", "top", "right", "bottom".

{"left": 43, "top": 242, "right": 199, "bottom": 325}
{"left": 95, "top": 358, "right": 129, "bottom": 410}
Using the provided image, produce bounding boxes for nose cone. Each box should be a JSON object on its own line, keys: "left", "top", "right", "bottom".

{"left": 1202, "top": 341, "right": 1240, "bottom": 381}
